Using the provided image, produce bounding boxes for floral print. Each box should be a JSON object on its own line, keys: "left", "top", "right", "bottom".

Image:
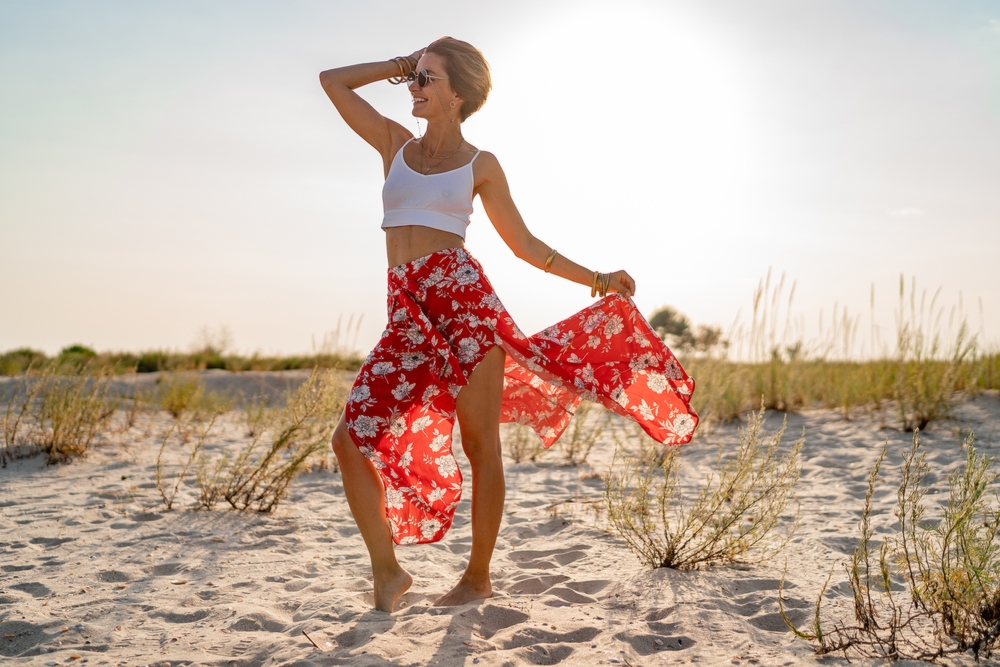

{"left": 345, "top": 248, "right": 698, "bottom": 545}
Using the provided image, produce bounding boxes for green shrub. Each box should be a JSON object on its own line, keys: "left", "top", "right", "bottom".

{"left": 59, "top": 344, "right": 96, "bottom": 357}
{"left": 136, "top": 351, "right": 170, "bottom": 373}
{"left": 0, "top": 348, "right": 47, "bottom": 375}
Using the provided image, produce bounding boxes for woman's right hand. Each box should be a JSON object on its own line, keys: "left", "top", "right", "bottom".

{"left": 406, "top": 48, "right": 426, "bottom": 69}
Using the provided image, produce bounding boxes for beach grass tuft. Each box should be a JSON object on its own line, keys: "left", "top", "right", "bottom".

{"left": 604, "top": 408, "right": 802, "bottom": 569}
{"left": 782, "top": 430, "right": 1000, "bottom": 661}
{"left": 192, "top": 368, "right": 345, "bottom": 512}
{"left": 673, "top": 274, "right": 997, "bottom": 430}
{"left": 557, "top": 401, "right": 612, "bottom": 466}
{"left": 502, "top": 422, "right": 550, "bottom": 464}
{"left": 1, "top": 364, "right": 117, "bottom": 465}
{"left": 157, "top": 373, "right": 232, "bottom": 420}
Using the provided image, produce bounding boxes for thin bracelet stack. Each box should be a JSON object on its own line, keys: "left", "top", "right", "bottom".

{"left": 387, "top": 56, "right": 418, "bottom": 84}
{"left": 591, "top": 271, "right": 612, "bottom": 298}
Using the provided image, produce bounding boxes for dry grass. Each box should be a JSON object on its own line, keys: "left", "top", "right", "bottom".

{"left": 157, "top": 373, "right": 232, "bottom": 419}
{"left": 192, "top": 369, "right": 345, "bottom": 512}
{"left": 155, "top": 408, "right": 225, "bottom": 510}
{"left": 2, "top": 361, "right": 347, "bottom": 514}
{"left": 1, "top": 365, "right": 117, "bottom": 465}
{"left": 557, "top": 402, "right": 612, "bottom": 465}
{"left": 782, "top": 430, "right": 1000, "bottom": 661}
{"left": 604, "top": 408, "right": 802, "bottom": 569}
{"left": 502, "top": 422, "right": 550, "bottom": 464}
{"left": 502, "top": 402, "right": 611, "bottom": 466}
{"left": 678, "top": 274, "right": 996, "bottom": 430}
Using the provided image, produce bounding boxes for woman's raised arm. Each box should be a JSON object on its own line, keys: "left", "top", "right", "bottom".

{"left": 319, "top": 51, "right": 421, "bottom": 168}
{"left": 476, "top": 153, "right": 635, "bottom": 298}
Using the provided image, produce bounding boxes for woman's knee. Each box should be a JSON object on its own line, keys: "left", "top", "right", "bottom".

{"left": 461, "top": 433, "right": 503, "bottom": 468}
{"left": 331, "top": 421, "right": 356, "bottom": 461}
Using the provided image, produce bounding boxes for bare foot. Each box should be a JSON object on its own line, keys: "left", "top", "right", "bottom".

{"left": 373, "top": 567, "right": 412, "bottom": 612}
{"left": 433, "top": 577, "right": 492, "bottom": 607}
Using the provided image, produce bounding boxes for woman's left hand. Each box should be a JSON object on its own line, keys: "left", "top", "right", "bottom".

{"left": 608, "top": 270, "right": 636, "bottom": 299}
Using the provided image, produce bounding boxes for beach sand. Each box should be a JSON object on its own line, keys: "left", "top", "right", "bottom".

{"left": 1, "top": 372, "right": 998, "bottom": 666}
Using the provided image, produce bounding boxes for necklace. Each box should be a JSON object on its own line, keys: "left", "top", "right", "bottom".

{"left": 417, "top": 137, "right": 464, "bottom": 174}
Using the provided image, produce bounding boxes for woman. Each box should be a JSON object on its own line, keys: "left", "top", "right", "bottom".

{"left": 321, "top": 37, "right": 697, "bottom": 613}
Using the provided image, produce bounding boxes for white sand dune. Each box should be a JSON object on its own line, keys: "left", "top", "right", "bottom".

{"left": 1, "top": 372, "right": 997, "bottom": 666}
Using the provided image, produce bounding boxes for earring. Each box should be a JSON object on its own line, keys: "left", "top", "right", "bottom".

{"left": 450, "top": 100, "right": 457, "bottom": 108}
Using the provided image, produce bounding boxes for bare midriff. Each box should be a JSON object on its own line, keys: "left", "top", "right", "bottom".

{"left": 385, "top": 225, "right": 465, "bottom": 268}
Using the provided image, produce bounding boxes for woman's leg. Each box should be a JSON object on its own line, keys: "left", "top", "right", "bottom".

{"left": 434, "top": 345, "right": 507, "bottom": 606}
{"left": 331, "top": 416, "right": 412, "bottom": 612}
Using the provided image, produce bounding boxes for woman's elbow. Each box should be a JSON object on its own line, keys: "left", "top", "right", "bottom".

{"left": 510, "top": 239, "right": 536, "bottom": 263}
{"left": 319, "top": 69, "right": 342, "bottom": 89}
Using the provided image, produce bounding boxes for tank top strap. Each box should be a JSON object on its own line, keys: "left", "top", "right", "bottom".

{"left": 470, "top": 148, "right": 482, "bottom": 164}
{"left": 390, "top": 138, "right": 414, "bottom": 167}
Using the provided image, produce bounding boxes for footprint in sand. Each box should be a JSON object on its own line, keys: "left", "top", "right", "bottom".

{"left": 644, "top": 607, "right": 681, "bottom": 634}
{"left": 501, "top": 625, "right": 601, "bottom": 649}
{"left": 540, "top": 586, "right": 596, "bottom": 607}
{"left": 96, "top": 570, "right": 132, "bottom": 583}
{"left": 749, "top": 610, "right": 808, "bottom": 632}
{"left": 513, "top": 643, "right": 575, "bottom": 665}
{"left": 0, "top": 564, "right": 34, "bottom": 572}
{"left": 152, "top": 609, "right": 211, "bottom": 624}
{"left": 206, "top": 636, "right": 257, "bottom": 659}
{"left": 462, "top": 604, "right": 530, "bottom": 639}
{"left": 565, "top": 580, "right": 609, "bottom": 595}
{"left": 0, "top": 620, "right": 49, "bottom": 658}
{"left": 148, "top": 562, "right": 187, "bottom": 577}
{"left": 10, "top": 582, "right": 51, "bottom": 598}
{"left": 507, "top": 574, "right": 570, "bottom": 595}
{"left": 614, "top": 631, "right": 695, "bottom": 655}
{"left": 509, "top": 544, "right": 591, "bottom": 569}
{"left": 28, "top": 536, "right": 74, "bottom": 549}
{"left": 229, "top": 611, "right": 287, "bottom": 632}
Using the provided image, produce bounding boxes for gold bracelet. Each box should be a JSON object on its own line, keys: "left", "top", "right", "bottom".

{"left": 388, "top": 58, "right": 406, "bottom": 84}
{"left": 602, "top": 272, "right": 611, "bottom": 297}
{"left": 591, "top": 271, "right": 599, "bottom": 298}
{"left": 544, "top": 249, "right": 558, "bottom": 273}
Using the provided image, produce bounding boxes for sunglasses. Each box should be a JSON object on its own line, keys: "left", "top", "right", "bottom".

{"left": 406, "top": 69, "right": 448, "bottom": 88}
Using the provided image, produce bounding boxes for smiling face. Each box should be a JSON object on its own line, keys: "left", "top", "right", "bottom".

{"left": 409, "top": 52, "right": 462, "bottom": 122}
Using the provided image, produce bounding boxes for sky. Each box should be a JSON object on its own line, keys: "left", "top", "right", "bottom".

{"left": 1, "top": 0, "right": 998, "bottom": 359}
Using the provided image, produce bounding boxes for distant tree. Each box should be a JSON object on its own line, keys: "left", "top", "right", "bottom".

{"left": 649, "top": 307, "right": 693, "bottom": 349}
{"left": 692, "top": 325, "right": 726, "bottom": 353}
{"left": 648, "top": 307, "right": 726, "bottom": 354}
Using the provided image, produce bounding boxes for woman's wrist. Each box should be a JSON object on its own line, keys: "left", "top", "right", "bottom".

{"left": 387, "top": 56, "right": 416, "bottom": 84}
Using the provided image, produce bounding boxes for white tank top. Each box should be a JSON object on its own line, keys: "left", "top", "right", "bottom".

{"left": 381, "top": 138, "right": 481, "bottom": 239}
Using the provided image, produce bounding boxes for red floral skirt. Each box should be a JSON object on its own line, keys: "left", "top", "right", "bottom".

{"left": 345, "top": 248, "right": 697, "bottom": 545}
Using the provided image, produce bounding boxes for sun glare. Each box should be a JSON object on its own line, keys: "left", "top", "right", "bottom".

{"left": 468, "top": 3, "right": 761, "bottom": 334}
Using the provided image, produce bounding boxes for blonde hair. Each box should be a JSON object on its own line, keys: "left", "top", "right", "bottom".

{"left": 426, "top": 37, "right": 491, "bottom": 122}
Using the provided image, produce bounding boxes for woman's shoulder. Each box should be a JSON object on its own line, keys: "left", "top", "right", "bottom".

{"left": 470, "top": 149, "right": 509, "bottom": 193}
{"left": 470, "top": 148, "right": 502, "bottom": 173}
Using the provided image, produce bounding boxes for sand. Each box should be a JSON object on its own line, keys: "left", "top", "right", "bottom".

{"left": 1, "top": 371, "right": 998, "bottom": 666}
